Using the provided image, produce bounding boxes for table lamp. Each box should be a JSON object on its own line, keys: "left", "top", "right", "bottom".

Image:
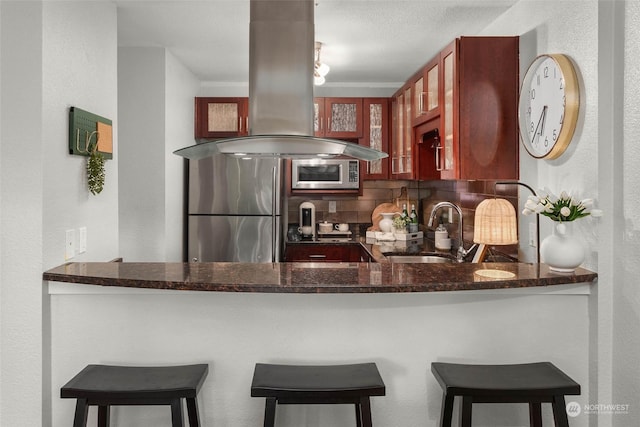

{"left": 472, "top": 198, "right": 518, "bottom": 263}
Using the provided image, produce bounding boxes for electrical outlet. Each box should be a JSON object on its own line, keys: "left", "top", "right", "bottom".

{"left": 329, "top": 201, "right": 336, "bottom": 213}
{"left": 78, "top": 227, "right": 87, "bottom": 253}
{"left": 65, "top": 229, "right": 76, "bottom": 260}
{"left": 529, "top": 223, "right": 537, "bottom": 247}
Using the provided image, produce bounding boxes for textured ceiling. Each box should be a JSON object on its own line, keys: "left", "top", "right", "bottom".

{"left": 116, "top": 0, "right": 519, "bottom": 86}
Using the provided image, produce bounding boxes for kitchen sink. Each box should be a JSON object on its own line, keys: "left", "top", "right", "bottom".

{"left": 386, "top": 254, "right": 456, "bottom": 263}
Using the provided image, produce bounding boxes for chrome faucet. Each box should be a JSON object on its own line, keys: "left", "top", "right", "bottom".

{"left": 428, "top": 201, "right": 470, "bottom": 262}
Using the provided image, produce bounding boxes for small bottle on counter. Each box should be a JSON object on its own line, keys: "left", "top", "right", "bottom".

{"left": 401, "top": 204, "right": 409, "bottom": 232}
{"left": 435, "top": 223, "right": 449, "bottom": 249}
{"left": 409, "top": 204, "right": 419, "bottom": 233}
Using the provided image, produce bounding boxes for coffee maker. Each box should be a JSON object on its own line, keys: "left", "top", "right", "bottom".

{"left": 299, "top": 202, "right": 316, "bottom": 241}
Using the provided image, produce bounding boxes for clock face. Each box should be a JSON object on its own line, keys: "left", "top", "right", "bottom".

{"left": 518, "top": 54, "right": 579, "bottom": 159}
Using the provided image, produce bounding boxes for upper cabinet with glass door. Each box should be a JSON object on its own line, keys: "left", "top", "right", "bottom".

{"left": 194, "top": 97, "right": 249, "bottom": 138}
{"left": 360, "top": 98, "right": 390, "bottom": 180}
{"left": 314, "top": 98, "right": 363, "bottom": 139}
{"left": 411, "top": 55, "right": 440, "bottom": 127}
{"left": 390, "top": 85, "right": 414, "bottom": 180}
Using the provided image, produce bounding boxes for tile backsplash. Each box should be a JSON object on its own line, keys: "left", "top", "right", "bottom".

{"left": 287, "top": 179, "right": 518, "bottom": 255}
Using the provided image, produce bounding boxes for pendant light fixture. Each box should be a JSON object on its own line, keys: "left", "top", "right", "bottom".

{"left": 314, "top": 41, "right": 330, "bottom": 85}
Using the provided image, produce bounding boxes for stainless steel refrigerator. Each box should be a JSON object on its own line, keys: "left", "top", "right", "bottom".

{"left": 188, "top": 155, "right": 283, "bottom": 262}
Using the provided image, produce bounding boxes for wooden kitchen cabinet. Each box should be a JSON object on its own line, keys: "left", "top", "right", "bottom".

{"left": 194, "top": 97, "right": 249, "bottom": 138}
{"left": 360, "top": 98, "right": 390, "bottom": 180}
{"left": 284, "top": 243, "right": 373, "bottom": 262}
{"left": 415, "top": 117, "right": 442, "bottom": 181}
{"left": 411, "top": 55, "right": 440, "bottom": 127}
{"left": 437, "top": 37, "right": 519, "bottom": 180}
{"left": 314, "top": 98, "right": 363, "bottom": 139}
{"left": 390, "top": 85, "right": 414, "bottom": 179}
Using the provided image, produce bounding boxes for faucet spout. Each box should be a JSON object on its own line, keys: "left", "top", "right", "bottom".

{"left": 428, "top": 201, "right": 468, "bottom": 262}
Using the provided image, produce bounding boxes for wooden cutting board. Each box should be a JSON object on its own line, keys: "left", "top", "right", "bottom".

{"left": 370, "top": 202, "right": 402, "bottom": 231}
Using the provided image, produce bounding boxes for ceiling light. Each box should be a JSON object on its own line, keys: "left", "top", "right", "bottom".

{"left": 314, "top": 41, "right": 330, "bottom": 85}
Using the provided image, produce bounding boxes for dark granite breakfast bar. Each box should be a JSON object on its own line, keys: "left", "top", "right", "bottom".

{"left": 44, "top": 258, "right": 597, "bottom": 427}
{"left": 43, "top": 260, "right": 597, "bottom": 293}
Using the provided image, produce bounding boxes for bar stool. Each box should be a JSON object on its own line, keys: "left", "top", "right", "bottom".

{"left": 431, "top": 362, "right": 580, "bottom": 427}
{"left": 251, "top": 362, "right": 386, "bottom": 427}
{"left": 61, "top": 364, "right": 208, "bottom": 427}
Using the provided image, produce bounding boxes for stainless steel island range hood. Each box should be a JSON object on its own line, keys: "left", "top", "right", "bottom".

{"left": 174, "top": 0, "right": 388, "bottom": 161}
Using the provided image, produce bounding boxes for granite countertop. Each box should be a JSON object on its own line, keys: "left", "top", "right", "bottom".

{"left": 43, "top": 261, "right": 597, "bottom": 294}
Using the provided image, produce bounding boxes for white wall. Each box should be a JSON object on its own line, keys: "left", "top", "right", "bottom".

{"left": 118, "top": 48, "right": 167, "bottom": 262}
{"left": 617, "top": 0, "right": 640, "bottom": 423}
{"left": 1, "top": 1, "right": 119, "bottom": 426}
{"left": 119, "top": 47, "right": 198, "bottom": 262}
{"left": 164, "top": 51, "right": 200, "bottom": 261}
{"left": 0, "top": 3, "right": 44, "bottom": 426}
{"left": 42, "top": 1, "right": 119, "bottom": 268}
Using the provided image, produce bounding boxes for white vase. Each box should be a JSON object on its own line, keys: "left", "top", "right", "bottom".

{"left": 540, "top": 221, "right": 585, "bottom": 272}
{"left": 379, "top": 213, "right": 395, "bottom": 233}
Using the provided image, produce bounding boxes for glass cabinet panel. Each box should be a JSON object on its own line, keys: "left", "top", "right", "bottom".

{"left": 367, "top": 103, "right": 383, "bottom": 175}
{"left": 195, "top": 97, "right": 248, "bottom": 138}
{"left": 427, "top": 63, "right": 439, "bottom": 112}
{"left": 403, "top": 87, "right": 412, "bottom": 174}
{"left": 207, "top": 103, "right": 240, "bottom": 133}
{"left": 414, "top": 77, "right": 424, "bottom": 116}
{"left": 314, "top": 99, "right": 323, "bottom": 134}
{"left": 330, "top": 103, "right": 358, "bottom": 133}
{"left": 392, "top": 93, "right": 404, "bottom": 175}
{"left": 443, "top": 51, "right": 454, "bottom": 172}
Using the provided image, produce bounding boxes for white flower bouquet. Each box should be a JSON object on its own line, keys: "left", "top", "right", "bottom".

{"left": 392, "top": 215, "right": 407, "bottom": 232}
{"left": 522, "top": 188, "right": 602, "bottom": 222}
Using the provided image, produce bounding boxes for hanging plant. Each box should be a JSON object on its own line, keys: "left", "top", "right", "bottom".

{"left": 86, "top": 131, "right": 105, "bottom": 195}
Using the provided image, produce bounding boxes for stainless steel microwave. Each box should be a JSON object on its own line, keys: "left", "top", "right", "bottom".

{"left": 291, "top": 159, "right": 360, "bottom": 190}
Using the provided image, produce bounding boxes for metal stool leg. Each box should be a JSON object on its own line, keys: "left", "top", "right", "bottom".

{"left": 263, "top": 397, "right": 276, "bottom": 427}
{"left": 170, "top": 398, "right": 185, "bottom": 427}
{"left": 186, "top": 397, "right": 201, "bottom": 427}
{"left": 72, "top": 398, "right": 89, "bottom": 427}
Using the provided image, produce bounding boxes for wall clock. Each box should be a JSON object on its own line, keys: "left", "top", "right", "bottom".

{"left": 518, "top": 53, "right": 580, "bottom": 159}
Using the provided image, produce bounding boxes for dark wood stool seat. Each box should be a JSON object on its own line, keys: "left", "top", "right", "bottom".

{"left": 431, "top": 362, "right": 580, "bottom": 427}
{"left": 61, "top": 364, "right": 208, "bottom": 427}
{"left": 251, "top": 362, "right": 385, "bottom": 427}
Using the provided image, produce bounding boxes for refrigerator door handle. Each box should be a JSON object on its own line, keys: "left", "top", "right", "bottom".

{"left": 272, "top": 166, "right": 277, "bottom": 262}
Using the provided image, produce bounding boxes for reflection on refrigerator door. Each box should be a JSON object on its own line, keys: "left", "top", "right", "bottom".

{"left": 188, "top": 216, "right": 279, "bottom": 262}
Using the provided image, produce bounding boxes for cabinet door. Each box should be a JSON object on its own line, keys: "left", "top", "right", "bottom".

{"left": 438, "top": 37, "right": 519, "bottom": 180}
{"left": 456, "top": 37, "right": 519, "bottom": 179}
{"left": 391, "top": 86, "right": 414, "bottom": 179}
{"left": 313, "top": 98, "right": 325, "bottom": 136}
{"left": 194, "top": 97, "right": 248, "bottom": 138}
{"left": 412, "top": 55, "right": 440, "bottom": 126}
{"left": 360, "top": 98, "right": 389, "bottom": 180}
{"left": 391, "top": 93, "right": 401, "bottom": 176}
{"left": 439, "top": 40, "right": 459, "bottom": 180}
{"left": 323, "top": 98, "right": 363, "bottom": 139}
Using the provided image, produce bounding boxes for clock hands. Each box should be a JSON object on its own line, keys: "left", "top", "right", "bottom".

{"left": 531, "top": 105, "right": 548, "bottom": 146}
